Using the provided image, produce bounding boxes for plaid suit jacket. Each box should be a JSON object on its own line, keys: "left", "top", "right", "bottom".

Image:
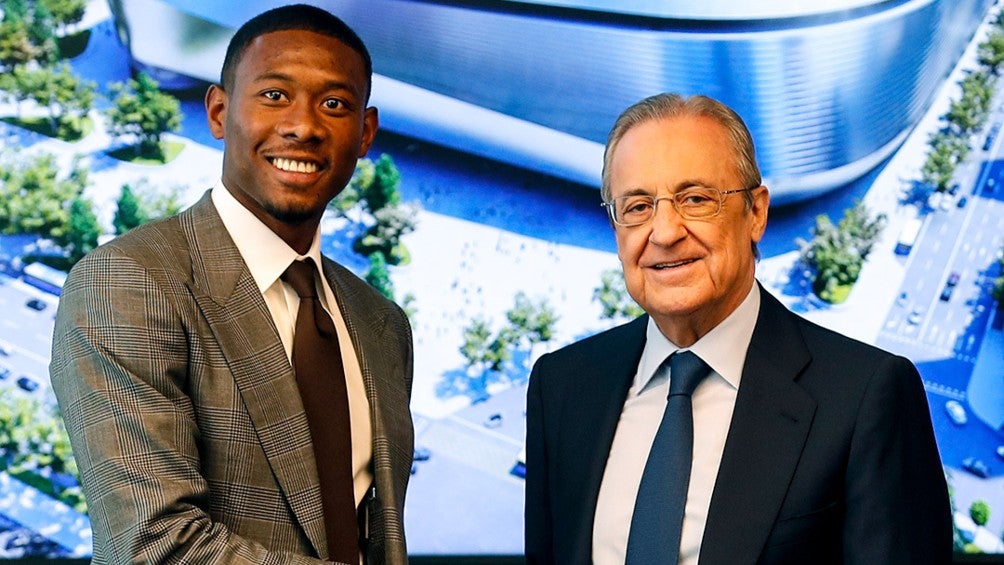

{"left": 50, "top": 192, "right": 414, "bottom": 564}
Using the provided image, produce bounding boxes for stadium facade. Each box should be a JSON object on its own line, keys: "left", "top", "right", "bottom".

{"left": 110, "top": 0, "right": 996, "bottom": 202}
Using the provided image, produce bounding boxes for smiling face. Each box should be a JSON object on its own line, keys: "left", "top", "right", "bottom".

{"left": 206, "top": 29, "right": 378, "bottom": 252}
{"left": 608, "top": 114, "right": 769, "bottom": 346}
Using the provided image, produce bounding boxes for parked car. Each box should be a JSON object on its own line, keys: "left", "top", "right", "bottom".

{"left": 961, "top": 457, "right": 990, "bottom": 478}
{"left": 957, "top": 196, "right": 968, "bottom": 208}
{"left": 948, "top": 183, "right": 960, "bottom": 196}
{"left": 16, "top": 376, "right": 39, "bottom": 393}
{"left": 483, "top": 413, "right": 503, "bottom": 428}
{"left": 940, "top": 272, "right": 961, "bottom": 302}
{"left": 414, "top": 447, "right": 432, "bottom": 462}
{"left": 939, "top": 286, "right": 955, "bottom": 301}
{"left": 907, "top": 306, "right": 923, "bottom": 325}
{"left": 0, "top": 366, "right": 10, "bottom": 380}
{"left": 25, "top": 298, "right": 46, "bottom": 311}
{"left": 511, "top": 448, "right": 526, "bottom": 479}
{"left": 0, "top": 342, "right": 9, "bottom": 356}
{"left": 945, "top": 400, "right": 968, "bottom": 425}
{"left": 939, "top": 194, "right": 953, "bottom": 211}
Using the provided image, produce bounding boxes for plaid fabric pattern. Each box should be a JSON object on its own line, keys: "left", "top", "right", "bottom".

{"left": 50, "top": 192, "right": 414, "bottom": 564}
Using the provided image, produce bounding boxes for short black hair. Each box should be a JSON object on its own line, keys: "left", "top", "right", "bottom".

{"left": 219, "top": 4, "right": 372, "bottom": 99}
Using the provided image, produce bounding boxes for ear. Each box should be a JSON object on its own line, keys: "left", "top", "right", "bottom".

{"left": 749, "top": 185, "right": 770, "bottom": 244}
{"left": 357, "top": 106, "right": 379, "bottom": 157}
{"left": 205, "top": 84, "right": 227, "bottom": 140}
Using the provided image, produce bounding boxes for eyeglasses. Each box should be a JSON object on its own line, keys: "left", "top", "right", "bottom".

{"left": 602, "top": 186, "right": 759, "bottom": 226}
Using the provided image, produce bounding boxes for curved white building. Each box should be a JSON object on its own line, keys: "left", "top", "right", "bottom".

{"left": 110, "top": 0, "right": 995, "bottom": 202}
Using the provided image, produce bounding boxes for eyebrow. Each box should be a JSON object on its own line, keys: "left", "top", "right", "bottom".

{"left": 251, "top": 72, "right": 361, "bottom": 96}
{"left": 614, "top": 180, "right": 712, "bottom": 197}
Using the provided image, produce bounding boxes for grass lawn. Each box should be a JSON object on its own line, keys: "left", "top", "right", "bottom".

{"left": 9, "top": 468, "right": 87, "bottom": 514}
{"left": 0, "top": 115, "right": 93, "bottom": 142}
{"left": 107, "top": 140, "right": 186, "bottom": 165}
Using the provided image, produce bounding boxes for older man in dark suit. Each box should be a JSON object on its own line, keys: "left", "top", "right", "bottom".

{"left": 524, "top": 93, "right": 952, "bottom": 564}
{"left": 50, "top": 5, "right": 412, "bottom": 564}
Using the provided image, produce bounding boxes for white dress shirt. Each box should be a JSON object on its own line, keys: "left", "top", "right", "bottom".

{"left": 211, "top": 183, "right": 373, "bottom": 507}
{"left": 592, "top": 284, "right": 760, "bottom": 565}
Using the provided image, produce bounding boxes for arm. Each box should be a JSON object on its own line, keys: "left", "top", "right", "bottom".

{"left": 842, "top": 354, "right": 953, "bottom": 564}
{"left": 50, "top": 249, "right": 326, "bottom": 564}
{"left": 524, "top": 354, "right": 554, "bottom": 564}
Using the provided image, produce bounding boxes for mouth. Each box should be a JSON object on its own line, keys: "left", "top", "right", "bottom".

{"left": 650, "top": 258, "right": 698, "bottom": 270}
{"left": 268, "top": 157, "right": 320, "bottom": 174}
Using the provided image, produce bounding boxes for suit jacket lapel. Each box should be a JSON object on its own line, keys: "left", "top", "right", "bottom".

{"left": 322, "top": 259, "right": 412, "bottom": 562}
{"left": 322, "top": 258, "right": 412, "bottom": 476}
{"left": 560, "top": 317, "right": 647, "bottom": 562}
{"left": 181, "top": 193, "right": 329, "bottom": 557}
{"left": 699, "top": 286, "right": 816, "bottom": 564}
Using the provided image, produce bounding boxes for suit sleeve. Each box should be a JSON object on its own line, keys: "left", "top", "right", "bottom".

{"left": 525, "top": 353, "right": 554, "bottom": 564}
{"left": 49, "top": 249, "right": 327, "bottom": 565}
{"left": 842, "top": 354, "right": 953, "bottom": 564}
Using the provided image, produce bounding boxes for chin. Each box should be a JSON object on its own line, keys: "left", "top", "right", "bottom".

{"left": 265, "top": 202, "right": 319, "bottom": 225}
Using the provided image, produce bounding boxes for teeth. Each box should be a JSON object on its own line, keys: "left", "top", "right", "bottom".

{"left": 272, "top": 158, "right": 317, "bottom": 173}
{"left": 655, "top": 259, "right": 692, "bottom": 269}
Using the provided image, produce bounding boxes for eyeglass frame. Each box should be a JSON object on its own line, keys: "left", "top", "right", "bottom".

{"left": 601, "top": 186, "right": 761, "bottom": 226}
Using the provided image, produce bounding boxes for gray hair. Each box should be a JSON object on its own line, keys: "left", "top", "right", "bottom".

{"left": 601, "top": 93, "right": 762, "bottom": 207}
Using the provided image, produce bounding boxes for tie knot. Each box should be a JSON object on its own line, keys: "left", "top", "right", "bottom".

{"left": 283, "top": 259, "right": 318, "bottom": 299}
{"left": 667, "top": 350, "right": 710, "bottom": 397}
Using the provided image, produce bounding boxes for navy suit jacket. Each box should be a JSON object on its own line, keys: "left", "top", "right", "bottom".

{"left": 525, "top": 284, "right": 952, "bottom": 564}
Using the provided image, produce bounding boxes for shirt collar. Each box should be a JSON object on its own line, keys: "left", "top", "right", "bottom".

{"left": 211, "top": 181, "right": 324, "bottom": 293}
{"left": 636, "top": 283, "right": 761, "bottom": 391}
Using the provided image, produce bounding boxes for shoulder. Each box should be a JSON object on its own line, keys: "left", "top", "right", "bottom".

{"left": 758, "top": 286, "right": 901, "bottom": 366}
{"left": 66, "top": 214, "right": 190, "bottom": 288}
{"left": 758, "top": 291, "right": 918, "bottom": 394}
{"left": 533, "top": 316, "right": 647, "bottom": 374}
{"left": 322, "top": 257, "right": 412, "bottom": 341}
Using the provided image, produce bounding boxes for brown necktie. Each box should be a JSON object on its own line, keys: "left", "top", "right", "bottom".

{"left": 283, "top": 259, "right": 359, "bottom": 562}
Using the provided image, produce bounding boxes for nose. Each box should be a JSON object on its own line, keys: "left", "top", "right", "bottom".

{"left": 647, "top": 197, "right": 687, "bottom": 246}
{"left": 276, "top": 101, "right": 324, "bottom": 143}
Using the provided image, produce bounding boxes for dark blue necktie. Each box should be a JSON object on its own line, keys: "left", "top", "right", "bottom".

{"left": 625, "top": 350, "right": 712, "bottom": 564}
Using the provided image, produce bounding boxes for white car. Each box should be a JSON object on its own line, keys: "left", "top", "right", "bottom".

{"left": 945, "top": 400, "right": 968, "bottom": 425}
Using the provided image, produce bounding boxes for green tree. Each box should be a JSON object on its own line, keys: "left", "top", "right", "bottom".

{"left": 362, "top": 153, "right": 401, "bottom": 214}
{"left": 0, "top": 19, "right": 36, "bottom": 70}
{"left": 505, "top": 292, "right": 558, "bottom": 360}
{"left": 1, "top": 0, "right": 30, "bottom": 23}
{"left": 946, "top": 70, "right": 995, "bottom": 135}
{"left": 331, "top": 158, "right": 373, "bottom": 217}
{"left": 593, "top": 268, "right": 645, "bottom": 320}
{"left": 798, "top": 201, "right": 886, "bottom": 304}
{"left": 970, "top": 500, "right": 991, "bottom": 527}
{"left": 105, "top": 72, "right": 182, "bottom": 160}
{"left": 113, "top": 183, "right": 148, "bottom": 235}
{"left": 63, "top": 196, "right": 100, "bottom": 265}
{"left": 0, "top": 151, "right": 81, "bottom": 240}
{"left": 353, "top": 203, "right": 419, "bottom": 265}
{"left": 40, "top": 0, "right": 86, "bottom": 34}
{"left": 27, "top": 0, "right": 58, "bottom": 65}
{"left": 365, "top": 251, "right": 394, "bottom": 300}
{"left": 0, "top": 385, "right": 83, "bottom": 510}
{"left": 979, "top": 29, "right": 1004, "bottom": 74}
{"left": 459, "top": 319, "right": 514, "bottom": 377}
{"left": 19, "top": 62, "right": 95, "bottom": 139}
{"left": 0, "top": 63, "right": 42, "bottom": 116}
{"left": 921, "top": 131, "right": 969, "bottom": 194}
{"left": 145, "top": 187, "right": 182, "bottom": 221}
